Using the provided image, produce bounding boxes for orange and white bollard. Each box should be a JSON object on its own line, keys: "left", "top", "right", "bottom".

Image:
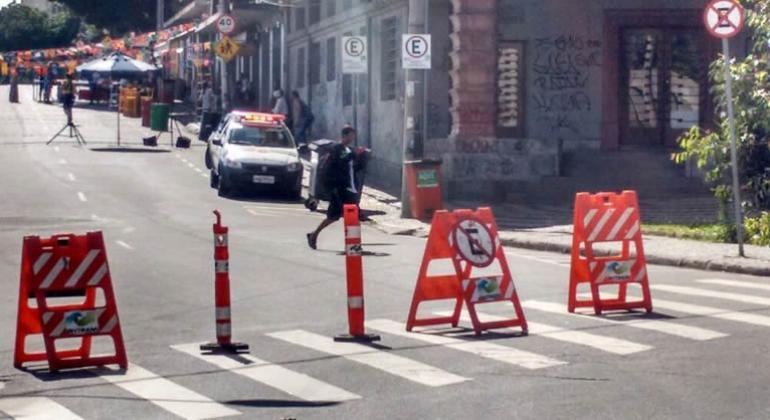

{"left": 334, "top": 204, "right": 381, "bottom": 343}
{"left": 201, "top": 210, "right": 249, "bottom": 353}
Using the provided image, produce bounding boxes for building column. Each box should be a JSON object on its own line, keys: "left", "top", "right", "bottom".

{"left": 448, "top": 0, "right": 497, "bottom": 139}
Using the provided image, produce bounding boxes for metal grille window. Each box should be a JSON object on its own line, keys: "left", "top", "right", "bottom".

{"left": 497, "top": 42, "right": 525, "bottom": 136}
{"left": 327, "top": 37, "right": 336, "bottom": 81}
{"left": 295, "top": 7, "right": 306, "bottom": 31}
{"left": 296, "top": 47, "right": 306, "bottom": 88}
{"left": 327, "top": 0, "right": 336, "bottom": 17}
{"left": 309, "top": 0, "right": 321, "bottom": 25}
{"left": 309, "top": 41, "right": 321, "bottom": 85}
{"left": 380, "top": 16, "right": 399, "bottom": 101}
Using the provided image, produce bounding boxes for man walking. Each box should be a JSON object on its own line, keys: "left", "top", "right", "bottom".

{"left": 199, "top": 82, "right": 218, "bottom": 140}
{"left": 307, "top": 126, "right": 359, "bottom": 250}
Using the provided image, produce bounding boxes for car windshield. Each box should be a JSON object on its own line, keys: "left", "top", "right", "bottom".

{"left": 227, "top": 124, "right": 294, "bottom": 148}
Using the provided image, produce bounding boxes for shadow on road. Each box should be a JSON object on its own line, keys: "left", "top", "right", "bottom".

{"left": 225, "top": 399, "right": 340, "bottom": 408}
{"left": 89, "top": 147, "right": 171, "bottom": 153}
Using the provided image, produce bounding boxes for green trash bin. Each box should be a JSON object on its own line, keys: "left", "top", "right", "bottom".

{"left": 150, "top": 103, "right": 170, "bottom": 132}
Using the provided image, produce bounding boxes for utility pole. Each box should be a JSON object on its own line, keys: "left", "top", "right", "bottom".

{"left": 156, "top": 0, "right": 164, "bottom": 31}
{"left": 218, "top": 0, "right": 231, "bottom": 111}
{"left": 400, "top": 0, "right": 427, "bottom": 218}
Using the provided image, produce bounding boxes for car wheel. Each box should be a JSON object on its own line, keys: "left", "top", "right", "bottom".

{"left": 209, "top": 168, "right": 218, "bottom": 188}
{"left": 289, "top": 186, "right": 302, "bottom": 201}
{"left": 205, "top": 148, "right": 213, "bottom": 169}
{"left": 217, "top": 166, "right": 230, "bottom": 197}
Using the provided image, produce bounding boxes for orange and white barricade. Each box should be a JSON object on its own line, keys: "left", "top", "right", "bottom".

{"left": 14, "top": 232, "right": 128, "bottom": 372}
{"left": 568, "top": 191, "right": 653, "bottom": 315}
{"left": 406, "top": 208, "right": 528, "bottom": 335}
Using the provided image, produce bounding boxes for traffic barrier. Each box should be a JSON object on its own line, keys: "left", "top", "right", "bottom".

{"left": 568, "top": 191, "right": 653, "bottom": 315}
{"left": 14, "top": 232, "right": 128, "bottom": 372}
{"left": 406, "top": 208, "right": 528, "bottom": 335}
{"left": 334, "top": 204, "right": 381, "bottom": 342}
{"left": 201, "top": 211, "right": 249, "bottom": 353}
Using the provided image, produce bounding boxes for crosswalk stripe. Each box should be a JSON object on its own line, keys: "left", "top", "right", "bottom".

{"left": 171, "top": 343, "right": 360, "bottom": 402}
{"left": 651, "top": 298, "right": 770, "bottom": 328}
{"left": 0, "top": 397, "right": 83, "bottom": 420}
{"left": 100, "top": 363, "right": 240, "bottom": 419}
{"left": 368, "top": 319, "right": 566, "bottom": 369}
{"left": 267, "top": 329, "right": 469, "bottom": 387}
{"left": 653, "top": 284, "right": 770, "bottom": 306}
{"left": 524, "top": 300, "right": 727, "bottom": 341}
{"left": 698, "top": 279, "right": 770, "bottom": 293}
{"left": 433, "top": 311, "right": 651, "bottom": 355}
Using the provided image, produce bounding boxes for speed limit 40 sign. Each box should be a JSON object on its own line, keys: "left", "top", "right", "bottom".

{"left": 217, "top": 14, "right": 237, "bottom": 35}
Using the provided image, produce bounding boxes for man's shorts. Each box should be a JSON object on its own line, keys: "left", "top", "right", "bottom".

{"left": 327, "top": 189, "right": 358, "bottom": 221}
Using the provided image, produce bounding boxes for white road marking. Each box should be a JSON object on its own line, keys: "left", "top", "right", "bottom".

{"left": 505, "top": 251, "right": 568, "bottom": 267}
{"left": 58, "top": 158, "right": 67, "bottom": 164}
{"left": 187, "top": 163, "right": 195, "bottom": 168}
{"left": 100, "top": 363, "right": 240, "bottom": 420}
{"left": 181, "top": 158, "right": 189, "bottom": 163}
{"left": 201, "top": 173, "right": 209, "bottom": 178}
{"left": 267, "top": 330, "right": 469, "bottom": 387}
{"left": 54, "top": 146, "right": 60, "bottom": 152}
{"left": 651, "top": 298, "right": 770, "bottom": 328}
{"left": 115, "top": 240, "right": 133, "bottom": 250}
{"left": 171, "top": 343, "right": 360, "bottom": 402}
{"left": 368, "top": 319, "right": 566, "bottom": 369}
{"left": 67, "top": 172, "right": 76, "bottom": 182}
{"left": 122, "top": 226, "right": 136, "bottom": 234}
{"left": 698, "top": 279, "right": 770, "bottom": 293}
{"left": 0, "top": 397, "right": 83, "bottom": 420}
{"left": 434, "top": 311, "right": 651, "bottom": 355}
{"left": 523, "top": 300, "right": 727, "bottom": 341}
{"left": 194, "top": 167, "right": 203, "bottom": 173}
{"left": 77, "top": 192, "right": 87, "bottom": 202}
{"left": 653, "top": 285, "right": 770, "bottom": 307}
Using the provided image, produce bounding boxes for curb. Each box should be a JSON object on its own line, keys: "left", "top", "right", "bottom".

{"left": 498, "top": 236, "right": 770, "bottom": 277}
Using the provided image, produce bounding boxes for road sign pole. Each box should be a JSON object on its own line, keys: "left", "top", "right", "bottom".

{"left": 722, "top": 38, "right": 745, "bottom": 257}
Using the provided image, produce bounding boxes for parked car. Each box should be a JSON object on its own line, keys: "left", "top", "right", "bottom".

{"left": 205, "top": 111, "right": 302, "bottom": 198}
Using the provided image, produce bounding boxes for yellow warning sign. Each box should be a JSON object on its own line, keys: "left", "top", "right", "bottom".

{"left": 215, "top": 36, "right": 240, "bottom": 62}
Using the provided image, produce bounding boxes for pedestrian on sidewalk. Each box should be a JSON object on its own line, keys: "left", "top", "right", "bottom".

{"left": 272, "top": 89, "right": 288, "bottom": 116}
{"left": 61, "top": 73, "right": 75, "bottom": 125}
{"left": 9, "top": 73, "right": 19, "bottom": 103}
{"left": 290, "top": 90, "right": 314, "bottom": 146}
{"left": 307, "top": 126, "right": 359, "bottom": 250}
{"left": 199, "top": 82, "right": 218, "bottom": 140}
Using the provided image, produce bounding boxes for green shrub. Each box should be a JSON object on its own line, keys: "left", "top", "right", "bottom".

{"left": 745, "top": 212, "right": 770, "bottom": 246}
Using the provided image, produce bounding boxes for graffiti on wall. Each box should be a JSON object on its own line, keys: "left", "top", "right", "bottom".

{"left": 532, "top": 35, "right": 601, "bottom": 139}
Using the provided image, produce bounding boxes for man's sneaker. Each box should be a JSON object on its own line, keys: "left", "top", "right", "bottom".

{"left": 306, "top": 233, "right": 317, "bottom": 250}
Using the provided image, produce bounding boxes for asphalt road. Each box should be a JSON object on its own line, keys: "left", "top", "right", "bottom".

{"left": 2, "top": 86, "right": 770, "bottom": 420}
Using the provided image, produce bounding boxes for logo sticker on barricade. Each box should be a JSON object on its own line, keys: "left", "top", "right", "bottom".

{"left": 406, "top": 208, "right": 528, "bottom": 335}
{"left": 567, "top": 191, "right": 653, "bottom": 315}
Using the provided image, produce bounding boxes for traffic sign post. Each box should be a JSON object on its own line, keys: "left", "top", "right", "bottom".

{"left": 402, "top": 34, "right": 431, "bottom": 70}
{"left": 342, "top": 36, "right": 368, "bottom": 138}
{"left": 215, "top": 36, "right": 240, "bottom": 63}
{"left": 216, "top": 14, "right": 237, "bottom": 35}
{"left": 704, "top": 0, "right": 746, "bottom": 257}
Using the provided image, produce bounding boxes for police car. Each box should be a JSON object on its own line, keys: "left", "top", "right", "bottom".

{"left": 205, "top": 111, "right": 302, "bottom": 198}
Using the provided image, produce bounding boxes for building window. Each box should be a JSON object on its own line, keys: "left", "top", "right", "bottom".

{"left": 497, "top": 41, "right": 525, "bottom": 137}
{"left": 309, "top": 0, "right": 321, "bottom": 25}
{"left": 326, "top": 37, "right": 337, "bottom": 81}
{"left": 327, "top": 0, "right": 336, "bottom": 17}
{"left": 295, "top": 7, "right": 306, "bottom": 30}
{"left": 296, "top": 47, "right": 306, "bottom": 88}
{"left": 309, "top": 41, "right": 321, "bottom": 85}
{"left": 380, "top": 16, "right": 398, "bottom": 101}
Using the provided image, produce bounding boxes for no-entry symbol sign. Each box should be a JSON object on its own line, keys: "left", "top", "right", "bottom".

{"left": 703, "top": 0, "right": 745, "bottom": 39}
{"left": 402, "top": 34, "right": 431, "bottom": 70}
{"left": 342, "top": 36, "right": 367, "bottom": 74}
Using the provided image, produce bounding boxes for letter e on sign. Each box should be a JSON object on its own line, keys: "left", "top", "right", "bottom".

{"left": 402, "top": 34, "right": 431, "bottom": 70}
{"left": 342, "top": 36, "right": 368, "bottom": 74}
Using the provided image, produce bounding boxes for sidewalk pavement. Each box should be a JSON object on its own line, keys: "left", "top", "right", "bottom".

{"left": 358, "top": 186, "right": 770, "bottom": 277}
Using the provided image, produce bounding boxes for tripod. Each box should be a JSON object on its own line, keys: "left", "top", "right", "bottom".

{"left": 47, "top": 122, "right": 87, "bottom": 146}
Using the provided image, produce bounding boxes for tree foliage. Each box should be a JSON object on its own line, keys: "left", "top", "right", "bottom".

{"left": 674, "top": 0, "right": 770, "bottom": 213}
{"left": 0, "top": 4, "right": 80, "bottom": 51}
{"left": 54, "top": 0, "right": 189, "bottom": 36}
